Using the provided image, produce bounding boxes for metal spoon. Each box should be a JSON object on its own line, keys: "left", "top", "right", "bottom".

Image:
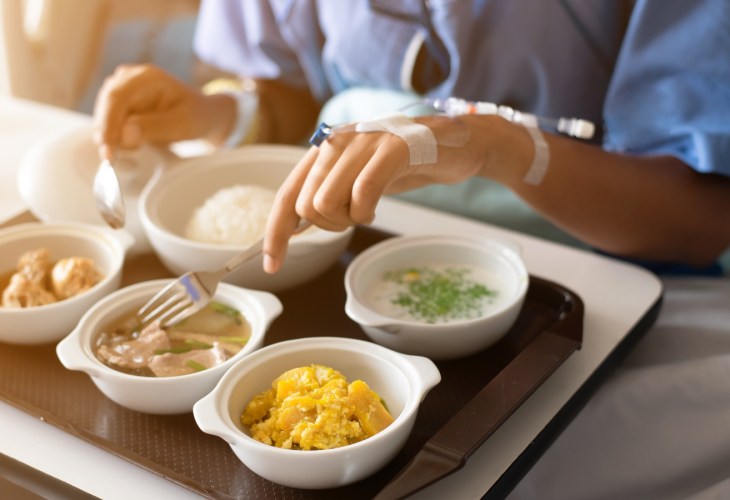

{"left": 92, "top": 158, "right": 126, "bottom": 229}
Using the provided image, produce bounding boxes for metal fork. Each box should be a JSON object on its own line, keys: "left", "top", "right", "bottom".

{"left": 136, "top": 220, "right": 311, "bottom": 328}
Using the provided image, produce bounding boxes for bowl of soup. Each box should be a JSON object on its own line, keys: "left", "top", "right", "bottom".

{"left": 344, "top": 234, "right": 529, "bottom": 360}
{"left": 0, "top": 222, "right": 133, "bottom": 345}
{"left": 193, "top": 336, "right": 440, "bottom": 489}
{"left": 56, "top": 279, "right": 282, "bottom": 414}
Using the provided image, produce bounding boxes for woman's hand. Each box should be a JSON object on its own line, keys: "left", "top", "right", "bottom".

{"left": 263, "top": 109, "right": 730, "bottom": 271}
{"left": 93, "top": 64, "right": 236, "bottom": 160}
{"left": 262, "top": 115, "right": 511, "bottom": 273}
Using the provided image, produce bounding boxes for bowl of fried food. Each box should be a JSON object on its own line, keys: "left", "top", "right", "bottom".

{"left": 192, "top": 336, "right": 440, "bottom": 489}
{"left": 0, "top": 222, "right": 133, "bottom": 345}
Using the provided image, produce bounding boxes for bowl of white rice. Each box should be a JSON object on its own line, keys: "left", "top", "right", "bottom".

{"left": 185, "top": 184, "right": 276, "bottom": 246}
{"left": 138, "top": 145, "right": 354, "bottom": 292}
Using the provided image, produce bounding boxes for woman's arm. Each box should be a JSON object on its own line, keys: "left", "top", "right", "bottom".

{"left": 264, "top": 114, "right": 730, "bottom": 272}
{"left": 500, "top": 126, "right": 730, "bottom": 267}
{"left": 93, "top": 64, "right": 320, "bottom": 160}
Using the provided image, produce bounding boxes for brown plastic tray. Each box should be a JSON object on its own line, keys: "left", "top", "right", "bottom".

{"left": 0, "top": 222, "right": 583, "bottom": 499}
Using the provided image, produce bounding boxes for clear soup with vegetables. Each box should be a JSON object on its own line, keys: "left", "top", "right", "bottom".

{"left": 94, "top": 301, "right": 250, "bottom": 377}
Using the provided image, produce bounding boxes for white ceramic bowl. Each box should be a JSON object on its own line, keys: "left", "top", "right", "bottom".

{"left": 193, "top": 336, "right": 440, "bottom": 489}
{"left": 0, "top": 222, "right": 133, "bottom": 345}
{"left": 17, "top": 124, "right": 167, "bottom": 256}
{"left": 56, "top": 279, "right": 282, "bottom": 414}
{"left": 138, "top": 145, "right": 354, "bottom": 292}
{"left": 344, "top": 234, "right": 529, "bottom": 360}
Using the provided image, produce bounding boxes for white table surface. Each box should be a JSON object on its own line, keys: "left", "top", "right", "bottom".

{"left": 0, "top": 96, "right": 663, "bottom": 499}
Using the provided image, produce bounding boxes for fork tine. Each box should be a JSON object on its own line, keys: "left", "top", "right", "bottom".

{"left": 141, "top": 290, "right": 186, "bottom": 319}
{"left": 162, "top": 303, "right": 205, "bottom": 327}
{"left": 138, "top": 290, "right": 190, "bottom": 326}
{"left": 140, "top": 294, "right": 190, "bottom": 325}
{"left": 133, "top": 223, "right": 283, "bottom": 329}
{"left": 137, "top": 280, "right": 180, "bottom": 317}
{"left": 155, "top": 298, "right": 197, "bottom": 327}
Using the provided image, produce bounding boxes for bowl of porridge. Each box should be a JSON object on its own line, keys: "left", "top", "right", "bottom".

{"left": 344, "top": 234, "right": 529, "bottom": 360}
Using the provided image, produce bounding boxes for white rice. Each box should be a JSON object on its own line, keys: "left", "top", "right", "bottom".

{"left": 184, "top": 184, "right": 276, "bottom": 246}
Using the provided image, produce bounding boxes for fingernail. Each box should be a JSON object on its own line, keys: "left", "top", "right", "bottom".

{"left": 263, "top": 254, "right": 277, "bottom": 274}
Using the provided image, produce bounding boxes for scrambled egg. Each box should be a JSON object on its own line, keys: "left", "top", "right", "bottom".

{"left": 241, "top": 364, "right": 394, "bottom": 450}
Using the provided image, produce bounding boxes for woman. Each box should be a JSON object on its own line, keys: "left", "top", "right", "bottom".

{"left": 94, "top": 0, "right": 730, "bottom": 276}
{"left": 93, "top": 2, "right": 730, "bottom": 498}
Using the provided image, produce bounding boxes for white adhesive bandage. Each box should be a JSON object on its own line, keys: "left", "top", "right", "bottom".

{"left": 355, "top": 113, "right": 438, "bottom": 165}
{"left": 518, "top": 114, "right": 550, "bottom": 185}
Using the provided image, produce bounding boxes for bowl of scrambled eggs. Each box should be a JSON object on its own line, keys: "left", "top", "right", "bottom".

{"left": 0, "top": 222, "right": 133, "bottom": 345}
{"left": 193, "top": 336, "right": 440, "bottom": 489}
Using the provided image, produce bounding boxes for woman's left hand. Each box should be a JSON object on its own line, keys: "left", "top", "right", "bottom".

{"left": 262, "top": 115, "right": 514, "bottom": 273}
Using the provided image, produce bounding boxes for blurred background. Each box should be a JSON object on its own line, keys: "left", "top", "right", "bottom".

{"left": 0, "top": 0, "right": 211, "bottom": 114}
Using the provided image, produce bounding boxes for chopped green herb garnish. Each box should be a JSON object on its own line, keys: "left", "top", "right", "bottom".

{"left": 383, "top": 267, "right": 497, "bottom": 324}
{"left": 186, "top": 359, "right": 207, "bottom": 372}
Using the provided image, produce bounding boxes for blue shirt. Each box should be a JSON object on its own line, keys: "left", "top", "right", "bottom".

{"left": 194, "top": 0, "right": 730, "bottom": 177}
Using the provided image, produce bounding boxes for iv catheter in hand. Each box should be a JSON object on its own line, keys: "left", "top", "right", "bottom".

{"left": 309, "top": 96, "right": 596, "bottom": 147}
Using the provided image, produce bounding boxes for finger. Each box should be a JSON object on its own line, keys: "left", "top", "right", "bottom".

{"left": 93, "top": 66, "right": 147, "bottom": 157}
{"left": 126, "top": 106, "right": 193, "bottom": 145}
{"left": 120, "top": 120, "right": 143, "bottom": 149}
{"left": 93, "top": 78, "right": 127, "bottom": 158}
{"left": 310, "top": 132, "right": 386, "bottom": 227}
{"left": 295, "top": 136, "right": 349, "bottom": 229}
{"left": 348, "top": 134, "right": 410, "bottom": 223}
{"left": 94, "top": 65, "right": 176, "bottom": 154}
{"left": 263, "top": 147, "right": 320, "bottom": 273}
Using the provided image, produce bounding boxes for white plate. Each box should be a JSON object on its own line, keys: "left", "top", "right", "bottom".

{"left": 16, "top": 124, "right": 171, "bottom": 255}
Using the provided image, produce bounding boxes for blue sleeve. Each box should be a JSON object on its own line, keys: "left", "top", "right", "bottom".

{"left": 603, "top": 0, "right": 730, "bottom": 176}
{"left": 193, "top": 0, "right": 309, "bottom": 90}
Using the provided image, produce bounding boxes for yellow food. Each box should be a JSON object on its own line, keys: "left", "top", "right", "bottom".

{"left": 241, "top": 364, "right": 394, "bottom": 450}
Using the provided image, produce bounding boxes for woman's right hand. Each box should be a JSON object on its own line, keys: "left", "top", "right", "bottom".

{"left": 93, "top": 64, "right": 236, "bottom": 160}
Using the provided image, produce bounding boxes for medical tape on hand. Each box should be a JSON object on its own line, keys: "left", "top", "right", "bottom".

{"left": 355, "top": 113, "right": 438, "bottom": 165}
{"left": 518, "top": 113, "right": 550, "bottom": 185}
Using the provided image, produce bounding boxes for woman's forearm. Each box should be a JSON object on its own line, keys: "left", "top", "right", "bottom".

{"left": 486, "top": 120, "right": 730, "bottom": 265}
